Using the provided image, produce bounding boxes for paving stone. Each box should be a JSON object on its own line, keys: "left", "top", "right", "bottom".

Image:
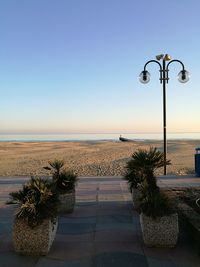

{"left": 143, "top": 246, "right": 173, "bottom": 261}
{"left": 76, "top": 201, "right": 97, "bottom": 206}
{"left": 96, "top": 214, "right": 133, "bottom": 224}
{"left": 97, "top": 201, "right": 130, "bottom": 210}
{"left": 97, "top": 203, "right": 132, "bottom": 216}
{"left": 147, "top": 257, "right": 179, "bottom": 267}
{"left": 98, "top": 195, "right": 124, "bottom": 201}
{"left": 94, "top": 228, "right": 140, "bottom": 242}
{"left": 0, "top": 233, "right": 13, "bottom": 252}
{"left": 95, "top": 222, "right": 136, "bottom": 231}
{"left": 57, "top": 222, "right": 95, "bottom": 235}
{"left": 49, "top": 241, "right": 94, "bottom": 261}
{"left": 168, "top": 242, "right": 200, "bottom": 267}
{"left": 98, "top": 190, "right": 122, "bottom": 194}
{"left": 97, "top": 209, "right": 131, "bottom": 216}
{"left": 0, "top": 251, "right": 38, "bottom": 267}
{"left": 76, "top": 190, "right": 97, "bottom": 194}
{"left": 54, "top": 233, "right": 94, "bottom": 243}
{"left": 36, "top": 257, "right": 93, "bottom": 267}
{"left": 94, "top": 241, "right": 144, "bottom": 255}
{"left": 76, "top": 195, "right": 97, "bottom": 202}
{"left": 122, "top": 195, "right": 132, "bottom": 202}
{"left": 63, "top": 206, "right": 98, "bottom": 218}
{"left": 59, "top": 216, "right": 96, "bottom": 224}
{"left": 0, "top": 221, "right": 13, "bottom": 234}
{"left": 93, "top": 252, "right": 148, "bottom": 267}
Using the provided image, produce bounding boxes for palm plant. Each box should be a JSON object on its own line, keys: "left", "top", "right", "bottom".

{"left": 139, "top": 179, "right": 172, "bottom": 219}
{"left": 8, "top": 177, "right": 59, "bottom": 228}
{"left": 44, "top": 159, "right": 65, "bottom": 179}
{"left": 124, "top": 164, "right": 144, "bottom": 191}
{"left": 136, "top": 148, "right": 178, "bottom": 247}
{"left": 124, "top": 147, "right": 170, "bottom": 191}
{"left": 134, "top": 147, "right": 173, "bottom": 218}
{"left": 134, "top": 147, "right": 170, "bottom": 187}
{"left": 44, "top": 159, "right": 78, "bottom": 193}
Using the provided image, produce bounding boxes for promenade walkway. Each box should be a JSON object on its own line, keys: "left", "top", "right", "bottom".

{"left": 0, "top": 176, "right": 200, "bottom": 267}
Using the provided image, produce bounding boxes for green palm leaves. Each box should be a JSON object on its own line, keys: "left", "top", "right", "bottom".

{"left": 44, "top": 159, "right": 78, "bottom": 193}
{"left": 9, "top": 177, "right": 59, "bottom": 228}
{"left": 139, "top": 179, "right": 172, "bottom": 219}
{"left": 129, "top": 147, "right": 171, "bottom": 174}
{"left": 125, "top": 147, "right": 172, "bottom": 218}
{"left": 124, "top": 147, "right": 170, "bottom": 190}
{"left": 44, "top": 159, "right": 65, "bottom": 177}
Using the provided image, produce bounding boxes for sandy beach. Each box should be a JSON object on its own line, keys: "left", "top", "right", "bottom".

{"left": 0, "top": 140, "right": 199, "bottom": 177}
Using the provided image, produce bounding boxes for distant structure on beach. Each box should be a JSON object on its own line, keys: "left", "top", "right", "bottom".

{"left": 119, "top": 135, "right": 131, "bottom": 142}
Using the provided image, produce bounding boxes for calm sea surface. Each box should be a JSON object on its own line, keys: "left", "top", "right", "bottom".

{"left": 0, "top": 133, "right": 200, "bottom": 142}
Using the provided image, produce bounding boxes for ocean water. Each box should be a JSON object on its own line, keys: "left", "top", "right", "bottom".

{"left": 0, "top": 133, "right": 200, "bottom": 142}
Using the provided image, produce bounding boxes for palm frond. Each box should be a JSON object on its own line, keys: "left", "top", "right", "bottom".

{"left": 8, "top": 177, "right": 59, "bottom": 228}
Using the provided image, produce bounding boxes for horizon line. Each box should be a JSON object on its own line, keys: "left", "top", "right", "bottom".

{"left": 1, "top": 131, "right": 200, "bottom": 135}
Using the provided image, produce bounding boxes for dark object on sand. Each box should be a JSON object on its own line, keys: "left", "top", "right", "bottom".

{"left": 119, "top": 136, "right": 131, "bottom": 142}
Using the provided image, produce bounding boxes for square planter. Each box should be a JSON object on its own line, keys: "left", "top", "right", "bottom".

{"left": 13, "top": 217, "right": 58, "bottom": 255}
{"left": 132, "top": 188, "right": 142, "bottom": 210}
{"left": 140, "top": 213, "right": 178, "bottom": 247}
{"left": 59, "top": 190, "right": 75, "bottom": 213}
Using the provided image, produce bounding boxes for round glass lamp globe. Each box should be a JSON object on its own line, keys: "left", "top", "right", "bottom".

{"left": 139, "top": 71, "right": 150, "bottom": 84}
{"left": 178, "top": 70, "right": 189, "bottom": 83}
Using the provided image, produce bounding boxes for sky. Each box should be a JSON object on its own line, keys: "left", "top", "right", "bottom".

{"left": 0, "top": 0, "right": 200, "bottom": 134}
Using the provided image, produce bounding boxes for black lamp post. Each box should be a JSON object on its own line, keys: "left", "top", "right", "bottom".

{"left": 139, "top": 54, "right": 189, "bottom": 175}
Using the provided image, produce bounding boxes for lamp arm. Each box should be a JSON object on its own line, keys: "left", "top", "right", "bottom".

{"left": 144, "top": 60, "right": 162, "bottom": 71}
{"left": 166, "top": 59, "right": 185, "bottom": 70}
{"left": 144, "top": 60, "right": 162, "bottom": 83}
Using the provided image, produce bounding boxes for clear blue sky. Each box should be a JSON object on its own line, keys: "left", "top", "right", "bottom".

{"left": 1, "top": 0, "right": 200, "bottom": 134}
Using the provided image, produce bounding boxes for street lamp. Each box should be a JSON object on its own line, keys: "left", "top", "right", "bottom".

{"left": 139, "top": 54, "right": 189, "bottom": 175}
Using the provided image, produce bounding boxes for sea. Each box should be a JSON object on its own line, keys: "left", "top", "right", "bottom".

{"left": 0, "top": 133, "right": 200, "bottom": 142}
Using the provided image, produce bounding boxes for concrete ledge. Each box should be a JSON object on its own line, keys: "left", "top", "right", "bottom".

{"left": 178, "top": 202, "right": 200, "bottom": 254}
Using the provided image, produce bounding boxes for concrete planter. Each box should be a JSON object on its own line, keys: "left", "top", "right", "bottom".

{"left": 13, "top": 217, "right": 58, "bottom": 255}
{"left": 140, "top": 213, "right": 178, "bottom": 247}
{"left": 59, "top": 190, "right": 75, "bottom": 213}
{"left": 132, "top": 188, "right": 142, "bottom": 210}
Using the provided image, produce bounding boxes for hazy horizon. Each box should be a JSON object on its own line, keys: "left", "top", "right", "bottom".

{"left": 1, "top": 130, "right": 200, "bottom": 135}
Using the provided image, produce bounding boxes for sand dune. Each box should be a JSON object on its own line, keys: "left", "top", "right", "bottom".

{"left": 0, "top": 140, "right": 198, "bottom": 176}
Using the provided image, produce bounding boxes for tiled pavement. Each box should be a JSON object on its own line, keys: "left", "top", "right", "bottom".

{"left": 0, "top": 176, "right": 200, "bottom": 267}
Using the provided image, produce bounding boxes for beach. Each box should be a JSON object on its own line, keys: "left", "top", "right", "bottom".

{"left": 0, "top": 140, "right": 198, "bottom": 177}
